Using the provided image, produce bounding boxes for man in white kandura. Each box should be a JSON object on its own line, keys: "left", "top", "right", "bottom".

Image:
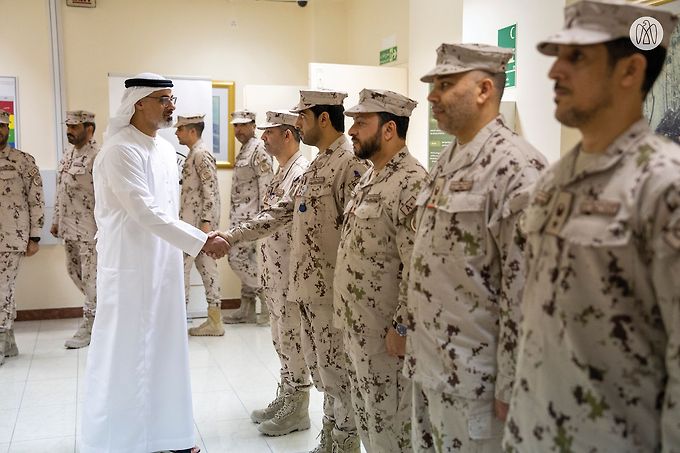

{"left": 80, "top": 73, "right": 229, "bottom": 453}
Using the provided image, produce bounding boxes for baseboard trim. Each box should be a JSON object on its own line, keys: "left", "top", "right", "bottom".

{"left": 16, "top": 298, "right": 241, "bottom": 321}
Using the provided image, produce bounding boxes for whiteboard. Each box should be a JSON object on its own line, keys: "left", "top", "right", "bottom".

{"left": 107, "top": 74, "right": 213, "bottom": 173}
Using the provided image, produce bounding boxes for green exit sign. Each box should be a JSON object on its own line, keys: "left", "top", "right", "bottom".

{"left": 380, "top": 46, "right": 398, "bottom": 65}
{"left": 497, "top": 24, "right": 517, "bottom": 88}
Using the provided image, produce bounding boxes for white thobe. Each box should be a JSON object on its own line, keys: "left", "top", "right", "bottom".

{"left": 81, "top": 125, "right": 207, "bottom": 453}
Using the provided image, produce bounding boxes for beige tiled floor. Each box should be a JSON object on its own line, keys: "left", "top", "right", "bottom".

{"left": 0, "top": 316, "right": 350, "bottom": 453}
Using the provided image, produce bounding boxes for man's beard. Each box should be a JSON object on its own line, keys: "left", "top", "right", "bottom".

{"left": 354, "top": 130, "right": 381, "bottom": 160}
{"left": 554, "top": 83, "right": 614, "bottom": 128}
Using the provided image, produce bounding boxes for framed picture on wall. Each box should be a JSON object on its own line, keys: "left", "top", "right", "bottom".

{"left": 0, "top": 76, "right": 19, "bottom": 149}
{"left": 212, "top": 81, "right": 236, "bottom": 168}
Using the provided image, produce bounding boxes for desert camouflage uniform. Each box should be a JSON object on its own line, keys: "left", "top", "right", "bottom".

{"left": 180, "top": 139, "right": 221, "bottom": 307}
{"left": 54, "top": 139, "right": 99, "bottom": 318}
{"left": 228, "top": 136, "right": 272, "bottom": 301}
{"left": 260, "top": 150, "right": 311, "bottom": 388}
{"left": 229, "top": 134, "right": 368, "bottom": 436}
{"left": 405, "top": 116, "right": 546, "bottom": 452}
{"left": 0, "top": 145, "right": 44, "bottom": 331}
{"left": 335, "top": 146, "right": 428, "bottom": 451}
{"left": 503, "top": 120, "right": 680, "bottom": 453}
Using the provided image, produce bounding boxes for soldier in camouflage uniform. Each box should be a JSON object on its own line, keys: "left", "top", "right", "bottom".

{"left": 51, "top": 110, "right": 99, "bottom": 349}
{"left": 406, "top": 44, "right": 547, "bottom": 452}
{"left": 219, "top": 90, "right": 368, "bottom": 453}
{"left": 223, "top": 110, "right": 273, "bottom": 325}
{"left": 0, "top": 109, "right": 44, "bottom": 364}
{"left": 250, "top": 110, "right": 312, "bottom": 437}
{"left": 334, "top": 89, "right": 428, "bottom": 452}
{"left": 174, "top": 114, "right": 223, "bottom": 336}
{"left": 503, "top": 2, "right": 680, "bottom": 452}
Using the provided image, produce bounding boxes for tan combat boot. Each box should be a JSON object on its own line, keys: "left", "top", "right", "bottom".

{"left": 258, "top": 386, "right": 311, "bottom": 436}
{"left": 257, "top": 301, "right": 270, "bottom": 327}
{"left": 6, "top": 328, "right": 18, "bottom": 357}
{"left": 331, "top": 430, "right": 360, "bottom": 453}
{"left": 223, "top": 293, "right": 256, "bottom": 324}
{"left": 64, "top": 317, "right": 93, "bottom": 349}
{"left": 251, "top": 383, "right": 285, "bottom": 423}
{"left": 188, "top": 306, "right": 225, "bottom": 336}
{"left": 0, "top": 330, "right": 9, "bottom": 366}
{"left": 309, "top": 418, "right": 334, "bottom": 453}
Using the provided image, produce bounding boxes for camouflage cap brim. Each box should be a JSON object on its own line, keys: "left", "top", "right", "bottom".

{"left": 537, "top": 28, "right": 617, "bottom": 56}
{"left": 420, "top": 64, "right": 474, "bottom": 83}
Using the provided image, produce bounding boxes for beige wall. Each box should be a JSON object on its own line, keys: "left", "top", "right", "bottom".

{"left": 345, "top": 0, "right": 409, "bottom": 67}
{"left": 407, "top": 0, "right": 464, "bottom": 165}
{"left": 1, "top": 0, "right": 56, "bottom": 169}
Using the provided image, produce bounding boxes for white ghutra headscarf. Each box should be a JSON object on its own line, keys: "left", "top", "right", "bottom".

{"left": 104, "top": 72, "right": 174, "bottom": 141}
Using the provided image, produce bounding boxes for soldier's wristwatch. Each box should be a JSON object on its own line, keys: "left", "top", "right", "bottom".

{"left": 29, "top": 237, "right": 40, "bottom": 243}
{"left": 392, "top": 320, "right": 407, "bottom": 337}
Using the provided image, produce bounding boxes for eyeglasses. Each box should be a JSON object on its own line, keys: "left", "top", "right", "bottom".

{"left": 145, "top": 95, "right": 177, "bottom": 106}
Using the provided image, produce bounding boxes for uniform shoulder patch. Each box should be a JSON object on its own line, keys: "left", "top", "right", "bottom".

{"left": 400, "top": 195, "right": 417, "bottom": 217}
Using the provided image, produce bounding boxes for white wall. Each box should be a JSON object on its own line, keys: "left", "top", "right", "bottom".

{"left": 407, "top": 0, "right": 465, "bottom": 166}
{"left": 462, "top": 0, "right": 565, "bottom": 162}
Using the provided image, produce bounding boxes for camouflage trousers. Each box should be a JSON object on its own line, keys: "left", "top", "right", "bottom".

{"left": 412, "top": 381, "right": 503, "bottom": 453}
{"left": 298, "top": 299, "right": 356, "bottom": 435}
{"left": 227, "top": 242, "right": 260, "bottom": 295}
{"left": 184, "top": 252, "right": 221, "bottom": 307}
{"left": 345, "top": 333, "right": 411, "bottom": 452}
{"left": 65, "top": 240, "right": 97, "bottom": 319}
{"left": 0, "top": 252, "right": 23, "bottom": 331}
{"left": 262, "top": 285, "right": 310, "bottom": 389}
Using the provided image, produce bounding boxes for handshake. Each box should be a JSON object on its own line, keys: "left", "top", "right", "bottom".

{"left": 200, "top": 231, "right": 233, "bottom": 259}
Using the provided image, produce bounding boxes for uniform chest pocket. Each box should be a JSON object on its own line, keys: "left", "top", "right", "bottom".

{"left": 350, "top": 201, "right": 387, "bottom": 258}
{"left": 303, "top": 182, "right": 332, "bottom": 201}
{"left": 432, "top": 193, "right": 488, "bottom": 258}
{"left": 67, "top": 165, "right": 86, "bottom": 176}
{"left": 353, "top": 201, "right": 382, "bottom": 222}
{"left": 561, "top": 215, "right": 631, "bottom": 248}
{"left": 0, "top": 169, "right": 18, "bottom": 180}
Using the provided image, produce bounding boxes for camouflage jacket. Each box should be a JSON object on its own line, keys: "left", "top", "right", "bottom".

{"left": 179, "top": 140, "right": 220, "bottom": 228}
{"left": 405, "top": 115, "right": 547, "bottom": 402}
{"left": 230, "top": 137, "right": 273, "bottom": 225}
{"left": 334, "top": 147, "right": 429, "bottom": 337}
{"left": 260, "top": 151, "right": 310, "bottom": 289}
{"left": 53, "top": 139, "right": 99, "bottom": 241}
{"left": 503, "top": 119, "right": 680, "bottom": 452}
{"left": 0, "top": 145, "right": 45, "bottom": 251}
{"left": 229, "top": 134, "right": 368, "bottom": 305}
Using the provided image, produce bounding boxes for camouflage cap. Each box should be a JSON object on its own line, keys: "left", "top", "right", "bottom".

{"left": 290, "top": 89, "right": 348, "bottom": 113}
{"left": 0, "top": 110, "right": 9, "bottom": 125}
{"left": 65, "top": 110, "right": 95, "bottom": 125}
{"left": 230, "top": 110, "right": 256, "bottom": 124}
{"left": 538, "top": 0, "right": 679, "bottom": 55}
{"left": 421, "top": 43, "right": 513, "bottom": 83}
{"left": 345, "top": 89, "right": 417, "bottom": 118}
{"left": 173, "top": 114, "right": 205, "bottom": 128}
{"left": 257, "top": 110, "right": 299, "bottom": 129}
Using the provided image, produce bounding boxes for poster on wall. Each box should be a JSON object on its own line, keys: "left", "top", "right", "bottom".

{"left": 644, "top": 26, "right": 680, "bottom": 144}
{"left": 497, "top": 24, "right": 517, "bottom": 88}
{"left": 427, "top": 84, "right": 454, "bottom": 170}
{"left": 0, "top": 76, "right": 19, "bottom": 148}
